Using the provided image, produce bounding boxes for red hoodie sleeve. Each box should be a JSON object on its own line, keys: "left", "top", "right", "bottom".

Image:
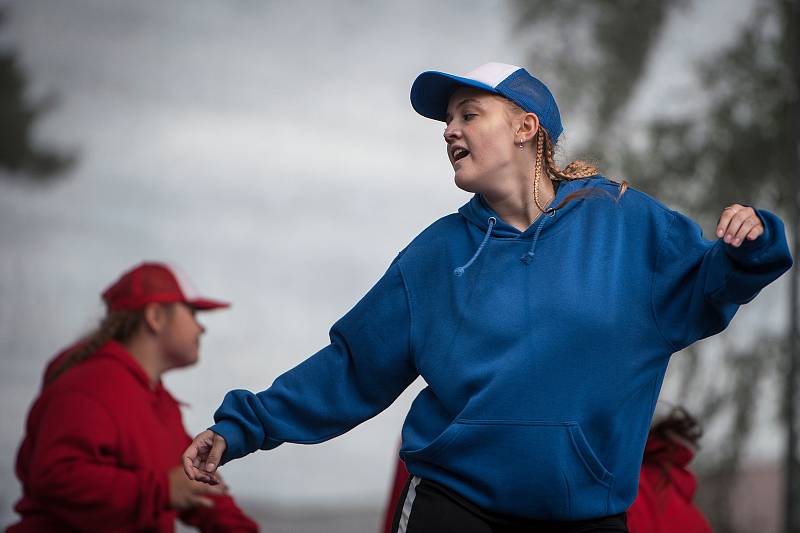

{"left": 25, "top": 391, "right": 170, "bottom": 531}
{"left": 179, "top": 494, "right": 259, "bottom": 532}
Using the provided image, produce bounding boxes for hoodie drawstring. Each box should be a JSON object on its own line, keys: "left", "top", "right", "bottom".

{"left": 455, "top": 210, "right": 556, "bottom": 276}
{"left": 520, "top": 209, "right": 555, "bottom": 264}
{"left": 454, "top": 217, "right": 496, "bottom": 277}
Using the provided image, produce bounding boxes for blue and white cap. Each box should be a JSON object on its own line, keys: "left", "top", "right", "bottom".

{"left": 410, "top": 62, "right": 563, "bottom": 142}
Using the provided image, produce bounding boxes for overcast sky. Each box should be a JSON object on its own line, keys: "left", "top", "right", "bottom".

{"left": 1, "top": 0, "right": 780, "bottom": 526}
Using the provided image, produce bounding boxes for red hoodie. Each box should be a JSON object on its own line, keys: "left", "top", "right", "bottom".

{"left": 9, "top": 341, "right": 258, "bottom": 532}
{"left": 627, "top": 436, "right": 712, "bottom": 533}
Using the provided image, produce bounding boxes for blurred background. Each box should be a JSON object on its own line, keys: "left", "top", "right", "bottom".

{"left": 1, "top": 0, "right": 797, "bottom": 532}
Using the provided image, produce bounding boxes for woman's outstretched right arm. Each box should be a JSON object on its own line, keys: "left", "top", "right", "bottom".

{"left": 186, "top": 255, "right": 417, "bottom": 478}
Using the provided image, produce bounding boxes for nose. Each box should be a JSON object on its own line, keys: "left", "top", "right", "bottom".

{"left": 443, "top": 122, "right": 460, "bottom": 144}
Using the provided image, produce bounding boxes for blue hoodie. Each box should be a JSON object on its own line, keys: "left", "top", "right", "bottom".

{"left": 210, "top": 177, "right": 792, "bottom": 520}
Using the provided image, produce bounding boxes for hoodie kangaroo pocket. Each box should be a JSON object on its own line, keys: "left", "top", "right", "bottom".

{"left": 407, "top": 419, "right": 614, "bottom": 520}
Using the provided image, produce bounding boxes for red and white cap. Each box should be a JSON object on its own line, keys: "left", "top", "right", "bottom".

{"left": 101, "top": 262, "right": 230, "bottom": 312}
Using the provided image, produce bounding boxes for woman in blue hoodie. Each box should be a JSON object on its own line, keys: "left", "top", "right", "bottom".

{"left": 183, "top": 63, "right": 793, "bottom": 532}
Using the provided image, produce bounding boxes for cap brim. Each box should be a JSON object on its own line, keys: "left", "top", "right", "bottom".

{"left": 410, "top": 71, "right": 499, "bottom": 122}
{"left": 188, "top": 298, "right": 231, "bottom": 310}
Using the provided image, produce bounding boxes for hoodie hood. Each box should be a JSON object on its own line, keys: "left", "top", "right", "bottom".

{"left": 453, "top": 178, "right": 598, "bottom": 274}
{"left": 457, "top": 178, "right": 596, "bottom": 239}
{"left": 459, "top": 193, "right": 537, "bottom": 239}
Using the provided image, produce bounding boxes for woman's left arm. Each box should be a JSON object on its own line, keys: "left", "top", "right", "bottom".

{"left": 651, "top": 203, "right": 793, "bottom": 352}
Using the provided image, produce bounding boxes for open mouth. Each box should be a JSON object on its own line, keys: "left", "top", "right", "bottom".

{"left": 452, "top": 147, "right": 470, "bottom": 163}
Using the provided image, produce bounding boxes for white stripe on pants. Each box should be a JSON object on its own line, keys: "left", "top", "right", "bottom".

{"left": 396, "top": 476, "right": 422, "bottom": 533}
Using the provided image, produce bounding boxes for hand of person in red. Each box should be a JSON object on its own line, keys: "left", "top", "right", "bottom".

{"left": 168, "top": 465, "right": 228, "bottom": 510}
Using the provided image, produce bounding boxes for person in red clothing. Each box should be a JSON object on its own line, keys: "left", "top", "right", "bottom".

{"left": 626, "top": 406, "right": 712, "bottom": 533}
{"left": 8, "top": 262, "right": 259, "bottom": 532}
{"left": 381, "top": 406, "right": 711, "bottom": 533}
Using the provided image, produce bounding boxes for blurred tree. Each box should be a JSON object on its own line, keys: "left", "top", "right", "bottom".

{"left": 0, "top": 8, "right": 74, "bottom": 182}
{"left": 513, "top": 1, "right": 798, "bottom": 532}
{"left": 511, "top": 0, "right": 689, "bottom": 138}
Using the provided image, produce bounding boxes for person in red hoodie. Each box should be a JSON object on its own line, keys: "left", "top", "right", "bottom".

{"left": 381, "top": 405, "right": 712, "bottom": 533}
{"left": 626, "top": 406, "right": 712, "bottom": 533}
{"left": 8, "top": 262, "right": 259, "bottom": 532}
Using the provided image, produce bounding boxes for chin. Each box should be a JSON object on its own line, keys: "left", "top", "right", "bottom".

{"left": 173, "top": 353, "right": 200, "bottom": 369}
{"left": 453, "top": 172, "right": 481, "bottom": 193}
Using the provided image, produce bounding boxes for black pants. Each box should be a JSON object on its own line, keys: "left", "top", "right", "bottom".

{"left": 391, "top": 476, "right": 628, "bottom": 533}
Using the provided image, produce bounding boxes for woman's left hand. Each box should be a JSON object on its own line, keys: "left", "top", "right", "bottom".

{"left": 716, "top": 204, "right": 764, "bottom": 247}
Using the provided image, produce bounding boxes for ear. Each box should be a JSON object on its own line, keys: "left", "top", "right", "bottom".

{"left": 516, "top": 113, "right": 540, "bottom": 144}
{"left": 142, "top": 302, "right": 166, "bottom": 334}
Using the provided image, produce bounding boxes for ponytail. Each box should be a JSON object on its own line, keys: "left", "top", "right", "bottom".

{"left": 538, "top": 127, "right": 629, "bottom": 212}
{"left": 45, "top": 310, "right": 143, "bottom": 385}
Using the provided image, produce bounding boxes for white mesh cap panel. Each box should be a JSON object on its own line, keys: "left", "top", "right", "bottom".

{"left": 463, "top": 63, "right": 522, "bottom": 89}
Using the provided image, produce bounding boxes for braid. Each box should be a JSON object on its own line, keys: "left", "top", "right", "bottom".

{"left": 541, "top": 128, "right": 602, "bottom": 181}
{"left": 502, "top": 97, "right": 628, "bottom": 210}
{"left": 45, "top": 310, "right": 143, "bottom": 385}
{"left": 536, "top": 127, "right": 629, "bottom": 212}
{"left": 532, "top": 129, "right": 549, "bottom": 214}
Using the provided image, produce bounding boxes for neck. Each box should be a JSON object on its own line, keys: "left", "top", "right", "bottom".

{"left": 123, "top": 336, "right": 166, "bottom": 388}
{"left": 482, "top": 169, "right": 556, "bottom": 232}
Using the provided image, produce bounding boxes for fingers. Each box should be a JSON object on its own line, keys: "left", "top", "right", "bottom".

{"left": 191, "top": 469, "right": 221, "bottom": 486}
{"left": 182, "top": 443, "right": 199, "bottom": 480}
{"left": 209, "top": 472, "right": 228, "bottom": 493}
{"left": 716, "top": 205, "right": 762, "bottom": 247}
{"left": 746, "top": 225, "right": 764, "bottom": 241}
{"left": 204, "top": 433, "right": 227, "bottom": 474}
{"left": 731, "top": 216, "right": 759, "bottom": 244}
{"left": 190, "top": 495, "right": 215, "bottom": 509}
{"left": 196, "top": 480, "right": 229, "bottom": 496}
{"left": 183, "top": 455, "right": 196, "bottom": 481}
{"left": 716, "top": 205, "right": 738, "bottom": 239}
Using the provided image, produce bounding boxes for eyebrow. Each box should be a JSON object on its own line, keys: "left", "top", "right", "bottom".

{"left": 445, "top": 98, "right": 483, "bottom": 122}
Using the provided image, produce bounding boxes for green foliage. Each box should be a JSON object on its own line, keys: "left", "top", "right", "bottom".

{"left": 0, "top": 8, "right": 74, "bottom": 182}
{"left": 511, "top": 0, "right": 689, "bottom": 130}
{"left": 624, "top": 0, "right": 795, "bottom": 225}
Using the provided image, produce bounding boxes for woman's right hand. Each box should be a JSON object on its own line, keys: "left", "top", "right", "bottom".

{"left": 168, "top": 465, "right": 227, "bottom": 511}
{"left": 183, "top": 429, "right": 228, "bottom": 485}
